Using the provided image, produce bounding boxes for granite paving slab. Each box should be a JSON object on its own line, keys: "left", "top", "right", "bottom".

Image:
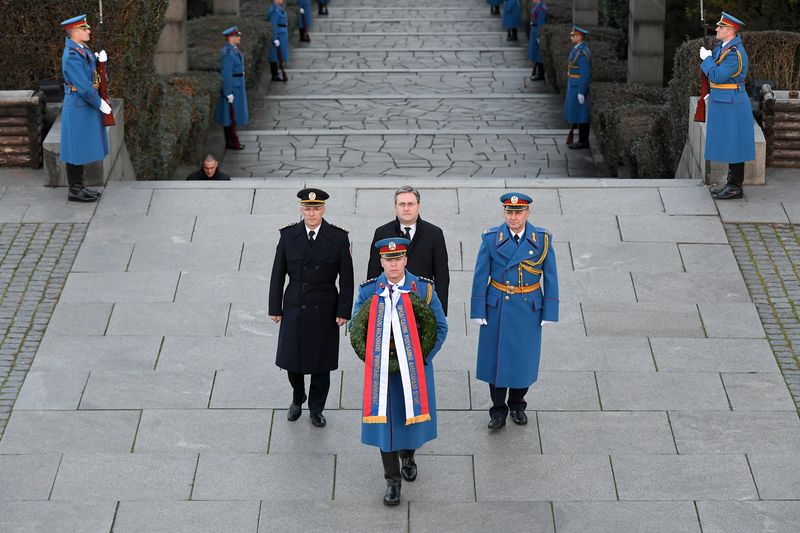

{"left": 696, "top": 501, "right": 800, "bottom": 533}
{"left": 0, "top": 502, "right": 116, "bottom": 533}
{"left": 114, "top": 501, "right": 261, "bottom": 533}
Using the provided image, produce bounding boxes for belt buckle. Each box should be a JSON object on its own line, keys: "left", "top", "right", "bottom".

{"left": 302, "top": 282, "right": 310, "bottom": 292}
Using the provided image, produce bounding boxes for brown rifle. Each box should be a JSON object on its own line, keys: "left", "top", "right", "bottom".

{"left": 566, "top": 125, "right": 574, "bottom": 145}
{"left": 96, "top": 1, "right": 115, "bottom": 126}
{"left": 693, "top": 4, "right": 709, "bottom": 123}
{"left": 229, "top": 102, "right": 242, "bottom": 150}
{"left": 277, "top": 44, "right": 288, "bottom": 82}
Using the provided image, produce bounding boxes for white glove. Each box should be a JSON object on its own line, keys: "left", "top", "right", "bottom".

{"left": 273, "top": 39, "right": 280, "bottom": 47}
{"left": 226, "top": 94, "right": 234, "bottom": 104}
{"left": 541, "top": 320, "right": 555, "bottom": 326}
{"left": 700, "top": 47, "right": 712, "bottom": 60}
{"left": 472, "top": 318, "right": 487, "bottom": 326}
{"left": 536, "top": 38, "right": 540, "bottom": 44}
{"left": 299, "top": 8, "right": 305, "bottom": 13}
{"left": 95, "top": 50, "right": 108, "bottom": 63}
{"left": 577, "top": 93, "right": 585, "bottom": 104}
{"left": 99, "top": 99, "right": 112, "bottom": 115}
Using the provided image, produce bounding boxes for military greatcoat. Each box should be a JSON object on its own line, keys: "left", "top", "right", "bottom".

{"left": 214, "top": 42, "right": 249, "bottom": 127}
{"left": 354, "top": 271, "right": 448, "bottom": 452}
{"left": 563, "top": 42, "right": 591, "bottom": 124}
{"left": 527, "top": 2, "right": 547, "bottom": 62}
{"left": 701, "top": 35, "right": 755, "bottom": 163}
{"left": 503, "top": 0, "right": 522, "bottom": 29}
{"left": 470, "top": 221, "right": 559, "bottom": 389}
{"left": 297, "top": 0, "right": 311, "bottom": 29}
{"left": 268, "top": 4, "right": 290, "bottom": 63}
{"left": 269, "top": 219, "right": 354, "bottom": 374}
{"left": 60, "top": 38, "right": 109, "bottom": 165}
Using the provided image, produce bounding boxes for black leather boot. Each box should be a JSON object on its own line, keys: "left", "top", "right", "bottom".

{"left": 383, "top": 481, "right": 401, "bottom": 506}
{"left": 68, "top": 185, "right": 99, "bottom": 203}
{"left": 399, "top": 450, "right": 417, "bottom": 482}
{"left": 270, "top": 62, "right": 281, "bottom": 81}
{"left": 531, "top": 62, "right": 544, "bottom": 81}
{"left": 712, "top": 163, "right": 745, "bottom": 200}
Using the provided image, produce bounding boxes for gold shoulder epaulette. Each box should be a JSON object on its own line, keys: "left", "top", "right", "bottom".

{"left": 279, "top": 222, "right": 295, "bottom": 231}
{"left": 360, "top": 277, "right": 378, "bottom": 287}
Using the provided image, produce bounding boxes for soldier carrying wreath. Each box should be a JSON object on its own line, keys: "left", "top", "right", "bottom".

{"left": 350, "top": 237, "right": 448, "bottom": 507}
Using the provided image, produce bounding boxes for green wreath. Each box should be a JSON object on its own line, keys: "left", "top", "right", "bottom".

{"left": 350, "top": 293, "right": 438, "bottom": 374}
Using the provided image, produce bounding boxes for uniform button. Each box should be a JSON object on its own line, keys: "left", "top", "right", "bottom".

{"left": 315, "top": 265, "right": 319, "bottom": 270}
{"left": 504, "top": 296, "right": 510, "bottom": 301}
{"left": 303, "top": 266, "right": 307, "bottom": 270}
{"left": 315, "top": 305, "right": 319, "bottom": 309}
{"left": 301, "top": 305, "right": 306, "bottom": 309}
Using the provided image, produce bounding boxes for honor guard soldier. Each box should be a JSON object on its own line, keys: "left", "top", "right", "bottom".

{"left": 214, "top": 26, "right": 248, "bottom": 151}
{"left": 353, "top": 238, "right": 448, "bottom": 506}
{"left": 268, "top": 0, "right": 290, "bottom": 81}
{"left": 269, "top": 189, "right": 355, "bottom": 428}
{"left": 470, "top": 193, "right": 559, "bottom": 430}
{"left": 297, "top": 0, "right": 311, "bottom": 42}
{"left": 564, "top": 25, "right": 592, "bottom": 149}
{"left": 59, "top": 15, "right": 110, "bottom": 202}
{"left": 503, "top": 0, "right": 522, "bottom": 41}
{"left": 487, "top": 0, "right": 501, "bottom": 16}
{"left": 700, "top": 12, "right": 755, "bottom": 200}
{"left": 528, "top": 0, "right": 547, "bottom": 81}
{"left": 367, "top": 186, "right": 450, "bottom": 316}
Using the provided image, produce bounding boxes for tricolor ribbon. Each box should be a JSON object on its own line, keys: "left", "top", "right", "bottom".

{"left": 362, "top": 283, "right": 431, "bottom": 425}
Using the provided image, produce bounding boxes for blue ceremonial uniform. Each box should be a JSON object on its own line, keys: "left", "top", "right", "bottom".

{"left": 268, "top": 4, "right": 289, "bottom": 62}
{"left": 354, "top": 271, "right": 448, "bottom": 452}
{"left": 214, "top": 42, "right": 248, "bottom": 127}
{"left": 470, "top": 221, "right": 559, "bottom": 389}
{"left": 701, "top": 35, "right": 755, "bottom": 163}
{"left": 59, "top": 37, "right": 109, "bottom": 165}
{"left": 563, "top": 41, "right": 591, "bottom": 124}
{"left": 297, "top": 0, "right": 311, "bottom": 29}
{"left": 527, "top": 2, "right": 547, "bottom": 62}
{"left": 502, "top": 0, "right": 522, "bottom": 29}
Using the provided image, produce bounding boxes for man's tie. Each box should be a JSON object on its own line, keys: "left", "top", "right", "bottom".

{"left": 513, "top": 234, "right": 520, "bottom": 244}
{"left": 403, "top": 226, "right": 412, "bottom": 241}
{"left": 308, "top": 230, "right": 315, "bottom": 244}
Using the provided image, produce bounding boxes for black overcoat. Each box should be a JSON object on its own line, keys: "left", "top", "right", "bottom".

{"left": 269, "top": 219, "right": 354, "bottom": 373}
{"left": 367, "top": 217, "right": 450, "bottom": 315}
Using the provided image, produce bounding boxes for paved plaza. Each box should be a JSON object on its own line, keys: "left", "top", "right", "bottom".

{"left": 0, "top": 0, "right": 799, "bottom": 531}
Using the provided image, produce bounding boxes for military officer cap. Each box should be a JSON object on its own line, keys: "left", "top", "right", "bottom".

{"left": 570, "top": 25, "right": 589, "bottom": 36}
{"left": 297, "top": 188, "right": 329, "bottom": 206}
{"left": 61, "top": 15, "right": 90, "bottom": 30}
{"left": 375, "top": 237, "right": 410, "bottom": 259}
{"left": 716, "top": 12, "right": 745, "bottom": 31}
{"left": 500, "top": 192, "right": 533, "bottom": 211}
{"left": 222, "top": 25, "right": 242, "bottom": 37}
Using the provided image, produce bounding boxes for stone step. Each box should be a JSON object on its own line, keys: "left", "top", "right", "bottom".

{"left": 313, "top": 19, "right": 501, "bottom": 32}
{"left": 223, "top": 131, "right": 600, "bottom": 179}
{"left": 288, "top": 49, "right": 530, "bottom": 70}
{"left": 329, "top": 0, "right": 486, "bottom": 5}
{"left": 247, "top": 96, "right": 564, "bottom": 131}
{"left": 299, "top": 33, "right": 524, "bottom": 49}
{"left": 267, "top": 70, "right": 541, "bottom": 96}
{"left": 315, "top": 8, "right": 491, "bottom": 18}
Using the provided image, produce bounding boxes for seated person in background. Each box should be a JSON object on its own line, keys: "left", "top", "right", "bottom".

{"left": 185, "top": 154, "right": 231, "bottom": 181}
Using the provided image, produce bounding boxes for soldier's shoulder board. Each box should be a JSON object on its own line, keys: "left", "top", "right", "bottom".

{"left": 417, "top": 276, "right": 435, "bottom": 286}
{"left": 278, "top": 222, "right": 297, "bottom": 231}
{"left": 328, "top": 222, "right": 349, "bottom": 234}
{"left": 482, "top": 226, "right": 499, "bottom": 235}
{"left": 360, "top": 277, "right": 378, "bottom": 287}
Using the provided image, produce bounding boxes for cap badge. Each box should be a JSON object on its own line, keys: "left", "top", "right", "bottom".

{"left": 511, "top": 195, "right": 519, "bottom": 204}
{"left": 388, "top": 241, "right": 397, "bottom": 250}
{"left": 308, "top": 192, "right": 316, "bottom": 200}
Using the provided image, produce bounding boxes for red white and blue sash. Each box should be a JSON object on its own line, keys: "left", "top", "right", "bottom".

{"left": 362, "top": 283, "right": 431, "bottom": 425}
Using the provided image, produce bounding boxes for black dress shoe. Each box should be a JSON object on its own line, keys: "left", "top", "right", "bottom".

{"left": 310, "top": 412, "right": 326, "bottom": 427}
{"left": 287, "top": 393, "right": 306, "bottom": 421}
{"left": 383, "top": 481, "right": 401, "bottom": 506}
{"left": 487, "top": 416, "right": 506, "bottom": 430}
{"left": 82, "top": 186, "right": 102, "bottom": 198}
{"left": 226, "top": 144, "right": 246, "bottom": 150}
{"left": 711, "top": 183, "right": 743, "bottom": 200}
{"left": 510, "top": 410, "right": 528, "bottom": 425}
{"left": 68, "top": 186, "right": 99, "bottom": 203}
{"left": 400, "top": 457, "right": 417, "bottom": 482}
{"left": 568, "top": 141, "right": 589, "bottom": 150}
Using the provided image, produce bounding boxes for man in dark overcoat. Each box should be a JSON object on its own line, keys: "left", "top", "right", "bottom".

{"left": 269, "top": 189, "right": 354, "bottom": 427}
{"left": 367, "top": 186, "right": 450, "bottom": 315}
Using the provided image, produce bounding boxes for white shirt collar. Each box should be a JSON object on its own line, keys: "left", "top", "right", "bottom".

{"left": 389, "top": 275, "right": 406, "bottom": 288}
{"left": 305, "top": 224, "right": 320, "bottom": 237}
